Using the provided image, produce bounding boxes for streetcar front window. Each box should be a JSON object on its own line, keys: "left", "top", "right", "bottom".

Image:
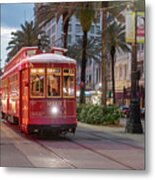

{"left": 63, "top": 69, "right": 75, "bottom": 97}
{"left": 47, "top": 68, "right": 61, "bottom": 98}
{"left": 30, "top": 68, "right": 45, "bottom": 97}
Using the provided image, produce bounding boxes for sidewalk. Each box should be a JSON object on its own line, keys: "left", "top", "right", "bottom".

{"left": 78, "top": 118, "right": 145, "bottom": 148}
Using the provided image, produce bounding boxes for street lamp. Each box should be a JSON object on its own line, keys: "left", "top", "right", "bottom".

{"left": 37, "top": 34, "right": 41, "bottom": 50}
{"left": 125, "top": 2, "right": 143, "bottom": 133}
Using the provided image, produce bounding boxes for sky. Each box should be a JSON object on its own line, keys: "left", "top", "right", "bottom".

{"left": 1, "top": 3, "right": 34, "bottom": 67}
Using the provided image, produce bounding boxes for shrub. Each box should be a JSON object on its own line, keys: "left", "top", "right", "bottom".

{"left": 77, "top": 104, "right": 121, "bottom": 125}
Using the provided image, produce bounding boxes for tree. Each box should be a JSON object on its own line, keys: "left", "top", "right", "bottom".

{"left": 101, "top": 1, "right": 108, "bottom": 106}
{"left": 100, "top": 0, "right": 134, "bottom": 106}
{"left": 106, "top": 19, "right": 131, "bottom": 104}
{"left": 6, "top": 21, "right": 49, "bottom": 62}
{"left": 78, "top": 3, "right": 95, "bottom": 104}
{"left": 125, "top": 0, "right": 144, "bottom": 134}
{"left": 102, "top": 0, "right": 144, "bottom": 133}
{"left": 35, "top": 2, "right": 79, "bottom": 49}
{"left": 68, "top": 37, "right": 102, "bottom": 65}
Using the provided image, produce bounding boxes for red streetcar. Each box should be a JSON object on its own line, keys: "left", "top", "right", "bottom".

{"left": 1, "top": 47, "right": 77, "bottom": 135}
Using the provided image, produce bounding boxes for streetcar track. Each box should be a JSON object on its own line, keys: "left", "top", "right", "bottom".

{"left": 35, "top": 136, "right": 135, "bottom": 169}
{"left": 91, "top": 132, "right": 144, "bottom": 150}
{"left": 77, "top": 129, "right": 144, "bottom": 150}
{"left": 1, "top": 120, "right": 144, "bottom": 169}
{"left": 1, "top": 121, "right": 78, "bottom": 168}
{"left": 34, "top": 139, "right": 78, "bottom": 169}
{"left": 67, "top": 138, "right": 135, "bottom": 170}
{"left": 2, "top": 119, "right": 144, "bottom": 150}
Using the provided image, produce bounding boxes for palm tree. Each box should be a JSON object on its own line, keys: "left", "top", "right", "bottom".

{"left": 6, "top": 21, "right": 49, "bottom": 62}
{"left": 102, "top": 0, "right": 144, "bottom": 133}
{"left": 101, "top": 1, "right": 108, "bottom": 106}
{"left": 125, "top": 0, "right": 144, "bottom": 134}
{"left": 68, "top": 37, "right": 101, "bottom": 64}
{"left": 78, "top": 2, "right": 95, "bottom": 104}
{"left": 100, "top": 1, "right": 133, "bottom": 106}
{"left": 68, "top": 37, "right": 102, "bottom": 90}
{"left": 106, "top": 19, "right": 131, "bottom": 104}
{"left": 35, "top": 2, "right": 79, "bottom": 49}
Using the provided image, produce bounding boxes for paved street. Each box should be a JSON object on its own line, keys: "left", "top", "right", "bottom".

{"left": 0, "top": 118, "right": 145, "bottom": 170}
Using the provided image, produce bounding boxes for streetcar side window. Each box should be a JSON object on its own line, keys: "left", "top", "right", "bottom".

{"left": 30, "top": 68, "right": 45, "bottom": 97}
{"left": 10, "top": 74, "right": 19, "bottom": 97}
{"left": 63, "top": 68, "right": 75, "bottom": 97}
{"left": 2, "top": 79, "right": 8, "bottom": 99}
{"left": 47, "top": 68, "right": 61, "bottom": 98}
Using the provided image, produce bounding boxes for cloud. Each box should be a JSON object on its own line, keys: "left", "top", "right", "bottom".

{"left": 1, "top": 26, "right": 18, "bottom": 67}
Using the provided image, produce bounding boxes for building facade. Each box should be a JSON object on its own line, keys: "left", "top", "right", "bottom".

{"left": 114, "top": 43, "right": 144, "bottom": 107}
{"left": 34, "top": 3, "right": 102, "bottom": 91}
{"left": 34, "top": 3, "right": 145, "bottom": 107}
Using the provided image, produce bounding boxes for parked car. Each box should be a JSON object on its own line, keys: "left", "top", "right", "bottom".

{"left": 120, "top": 105, "right": 130, "bottom": 118}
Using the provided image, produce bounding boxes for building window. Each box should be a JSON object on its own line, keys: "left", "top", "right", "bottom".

{"left": 96, "top": 68, "right": 99, "bottom": 83}
{"left": 124, "top": 64, "right": 128, "bottom": 80}
{"left": 47, "top": 29, "right": 51, "bottom": 37}
{"left": 119, "top": 65, "right": 122, "bottom": 79}
{"left": 68, "top": 24, "right": 72, "bottom": 32}
{"left": 90, "top": 25, "right": 95, "bottom": 34}
{"left": 75, "top": 24, "right": 81, "bottom": 33}
{"left": 75, "top": 35, "right": 81, "bottom": 42}
{"left": 96, "top": 25, "right": 100, "bottom": 33}
{"left": 89, "top": 75, "right": 92, "bottom": 84}
{"left": 90, "top": 35, "right": 94, "bottom": 40}
{"left": 67, "top": 35, "right": 72, "bottom": 44}
{"left": 52, "top": 24, "right": 56, "bottom": 34}
{"left": 52, "top": 35, "right": 55, "bottom": 44}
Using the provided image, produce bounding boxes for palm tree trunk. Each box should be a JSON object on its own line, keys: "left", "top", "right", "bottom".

{"left": 111, "top": 46, "right": 116, "bottom": 104}
{"left": 80, "top": 31, "right": 88, "bottom": 104}
{"left": 125, "top": 9, "right": 143, "bottom": 133}
{"left": 111, "top": 53, "right": 115, "bottom": 104}
{"left": 101, "top": 2, "right": 108, "bottom": 106}
{"left": 63, "top": 12, "right": 70, "bottom": 50}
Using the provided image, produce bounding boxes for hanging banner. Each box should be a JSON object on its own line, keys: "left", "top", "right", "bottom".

{"left": 137, "top": 12, "right": 145, "bottom": 43}
{"left": 125, "top": 11, "right": 145, "bottom": 44}
{"left": 125, "top": 11, "right": 135, "bottom": 43}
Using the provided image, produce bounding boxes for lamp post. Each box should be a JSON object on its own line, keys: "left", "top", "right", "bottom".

{"left": 37, "top": 34, "right": 41, "bottom": 50}
{"left": 125, "top": 2, "right": 143, "bottom": 133}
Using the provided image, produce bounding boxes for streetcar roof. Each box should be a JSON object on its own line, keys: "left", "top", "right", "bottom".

{"left": 2, "top": 53, "right": 76, "bottom": 78}
{"left": 27, "top": 53, "right": 76, "bottom": 64}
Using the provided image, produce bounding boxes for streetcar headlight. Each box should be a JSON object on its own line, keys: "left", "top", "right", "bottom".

{"left": 51, "top": 106, "right": 58, "bottom": 114}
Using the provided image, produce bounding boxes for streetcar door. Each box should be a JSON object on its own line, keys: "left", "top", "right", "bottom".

{"left": 20, "top": 69, "right": 29, "bottom": 132}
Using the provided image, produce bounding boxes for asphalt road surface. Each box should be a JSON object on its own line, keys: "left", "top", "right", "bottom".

{"left": 0, "top": 119, "right": 145, "bottom": 170}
